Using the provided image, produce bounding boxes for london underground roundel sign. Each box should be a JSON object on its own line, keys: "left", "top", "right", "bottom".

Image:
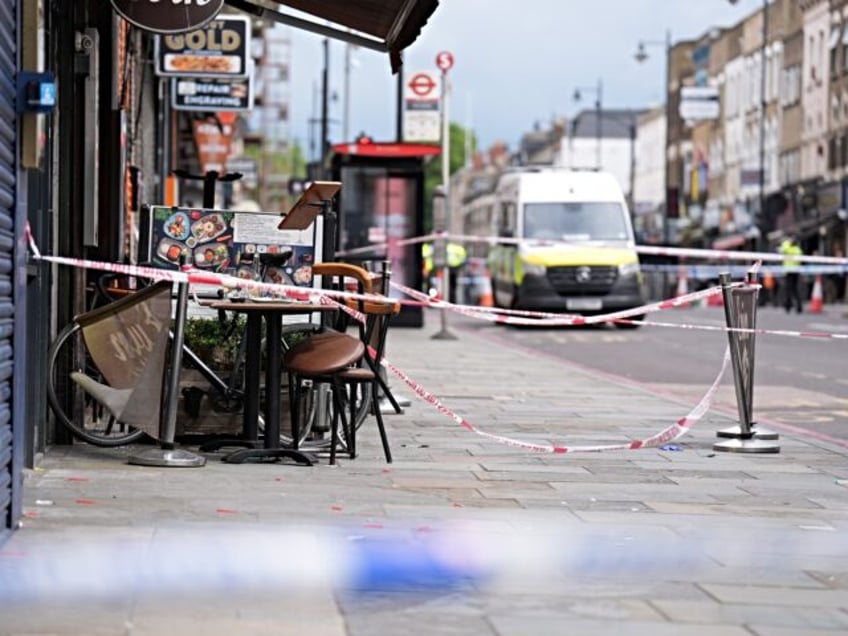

{"left": 111, "top": 0, "right": 225, "bottom": 35}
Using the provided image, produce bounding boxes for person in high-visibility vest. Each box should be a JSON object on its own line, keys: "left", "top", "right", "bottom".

{"left": 779, "top": 235, "right": 803, "bottom": 314}
{"left": 422, "top": 242, "right": 467, "bottom": 301}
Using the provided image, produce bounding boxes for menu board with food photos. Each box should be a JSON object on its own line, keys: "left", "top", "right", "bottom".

{"left": 140, "top": 205, "right": 321, "bottom": 292}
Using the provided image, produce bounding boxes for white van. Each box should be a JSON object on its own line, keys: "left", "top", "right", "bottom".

{"left": 488, "top": 168, "right": 644, "bottom": 325}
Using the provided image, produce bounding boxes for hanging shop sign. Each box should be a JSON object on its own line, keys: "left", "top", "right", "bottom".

{"left": 111, "top": 0, "right": 225, "bottom": 35}
{"left": 226, "top": 157, "right": 259, "bottom": 188}
{"left": 172, "top": 71, "right": 253, "bottom": 111}
{"left": 155, "top": 15, "right": 249, "bottom": 78}
{"left": 192, "top": 117, "right": 235, "bottom": 173}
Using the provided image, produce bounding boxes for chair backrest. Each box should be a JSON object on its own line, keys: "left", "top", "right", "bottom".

{"left": 312, "top": 262, "right": 377, "bottom": 336}
{"left": 312, "top": 262, "right": 375, "bottom": 295}
{"left": 361, "top": 297, "right": 400, "bottom": 362}
{"left": 311, "top": 261, "right": 399, "bottom": 364}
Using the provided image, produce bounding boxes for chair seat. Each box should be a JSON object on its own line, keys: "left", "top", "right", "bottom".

{"left": 284, "top": 332, "right": 364, "bottom": 376}
{"left": 337, "top": 367, "right": 375, "bottom": 382}
{"left": 287, "top": 262, "right": 394, "bottom": 465}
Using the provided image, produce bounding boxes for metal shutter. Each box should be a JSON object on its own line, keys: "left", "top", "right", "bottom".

{"left": 0, "top": 0, "right": 17, "bottom": 537}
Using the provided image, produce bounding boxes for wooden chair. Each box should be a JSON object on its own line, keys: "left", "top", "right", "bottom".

{"left": 313, "top": 261, "right": 403, "bottom": 416}
{"left": 283, "top": 330, "right": 365, "bottom": 464}
{"left": 284, "top": 262, "right": 399, "bottom": 464}
{"left": 333, "top": 294, "right": 400, "bottom": 462}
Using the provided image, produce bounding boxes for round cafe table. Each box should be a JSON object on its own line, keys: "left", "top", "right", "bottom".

{"left": 208, "top": 300, "right": 337, "bottom": 465}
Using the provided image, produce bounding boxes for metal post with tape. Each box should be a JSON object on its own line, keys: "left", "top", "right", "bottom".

{"left": 713, "top": 272, "right": 779, "bottom": 454}
{"left": 431, "top": 184, "right": 457, "bottom": 340}
{"left": 129, "top": 257, "right": 206, "bottom": 467}
{"left": 377, "top": 258, "right": 410, "bottom": 413}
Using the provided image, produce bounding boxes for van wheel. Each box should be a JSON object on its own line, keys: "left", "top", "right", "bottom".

{"left": 615, "top": 314, "right": 644, "bottom": 329}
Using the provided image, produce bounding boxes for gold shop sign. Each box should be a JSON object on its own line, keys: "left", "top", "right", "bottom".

{"left": 155, "top": 15, "right": 249, "bottom": 78}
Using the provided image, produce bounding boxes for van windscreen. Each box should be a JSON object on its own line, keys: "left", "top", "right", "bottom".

{"left": 523, "top": 202, "right": 630, "bottom": 241}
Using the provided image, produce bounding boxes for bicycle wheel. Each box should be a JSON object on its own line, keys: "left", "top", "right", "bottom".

{"left": 47, "top": 321, "right": 148, "bottom": 446}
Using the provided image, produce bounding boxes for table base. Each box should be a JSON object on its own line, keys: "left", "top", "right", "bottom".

{"left": 222, "top": 448, "right": 318, "bottom": 466}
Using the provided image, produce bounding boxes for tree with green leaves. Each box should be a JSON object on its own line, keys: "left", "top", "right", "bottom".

{"left": 423, "top": 123, "right": 476, "bottom": 232}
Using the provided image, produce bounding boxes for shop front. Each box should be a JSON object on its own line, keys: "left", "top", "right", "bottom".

{"left": 3, "top": 0, "right": 441, "bottom": 540}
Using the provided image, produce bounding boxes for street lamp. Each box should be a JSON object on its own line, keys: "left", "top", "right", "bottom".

{"left": 729, "top": 0, "right": 768, "bottom": 248}
{"left": 633, "top": 29, "right": 677, "bottom": 245}
{"left": 634, "top": 29, "right": 672, "bottom": 244}
{"left": 573, "top": 79, "right": 603, "bottom": 170}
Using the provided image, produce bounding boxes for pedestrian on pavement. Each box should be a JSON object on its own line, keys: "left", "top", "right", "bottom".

{"left": 779, "top": 234, "right": 803, "bottom": 313}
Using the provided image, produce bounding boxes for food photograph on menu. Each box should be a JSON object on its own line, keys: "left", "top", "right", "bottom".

{"left": 142, "top": 205, "right": 318, "bottom": 290}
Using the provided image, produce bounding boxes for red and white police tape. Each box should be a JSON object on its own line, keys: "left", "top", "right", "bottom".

{"left": 392, "top": 281, "right": 729, "bottom": 327}
{"left": 392, "top": 263, "right": 848, "bottom": 342}
{"left": 431, "top": 232, "right": 848, "bottom": 265}
{"left": 306, "top": 277, "right": 734, "bottom": 453}
{"left": 19, "top": 230, "right": 749, "bottom": 454}
{"left": 380, "top": 348, "right": 730, "bottom": 453}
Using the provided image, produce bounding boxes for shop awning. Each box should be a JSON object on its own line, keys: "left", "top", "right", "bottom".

{"left": 225, "top": 0, "right": 439, "bottom": 72}
{"left": 768, "top": 209, "right": 845, "bottom": 245}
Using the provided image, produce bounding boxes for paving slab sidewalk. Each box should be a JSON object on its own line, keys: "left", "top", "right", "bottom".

{"left": 2, "top": 310, "right": 848, "bottom": 635}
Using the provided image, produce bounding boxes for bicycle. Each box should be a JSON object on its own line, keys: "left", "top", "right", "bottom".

{"left": 46, "top": 261, "right": 374, "bottom": 449}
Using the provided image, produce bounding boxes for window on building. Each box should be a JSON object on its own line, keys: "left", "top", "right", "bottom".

{"left": 843, "top": 25, "right": 848, "bottom": 72}
{"left": 772, "top": 46, "right": 782, "bottom": 102}
{"left": 830, "top": 26, "right": 842, "bottom": 76}
{"left": 781, "top": 65, "right": 800, "bottom": 106}
{"left": 780, "top": 67, "right": 787, "bottom": 106}
{"left": 842, "top": 133, "right": 848, "bottom": 167}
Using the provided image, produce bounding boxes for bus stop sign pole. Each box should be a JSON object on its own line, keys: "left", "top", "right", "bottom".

{"left": 432, "top": 55, "right": 457, "bottom": 341}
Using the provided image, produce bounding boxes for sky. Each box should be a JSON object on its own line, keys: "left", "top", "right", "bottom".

{"left": 285, "top": 0, "right": 767, "bottom": 160}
